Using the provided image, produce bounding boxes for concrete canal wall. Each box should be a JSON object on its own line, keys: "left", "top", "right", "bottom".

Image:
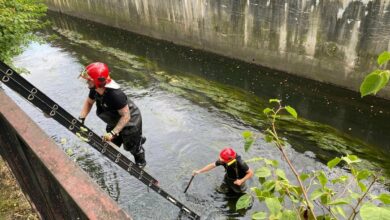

{"left": 44, "top": 0, "right": 390, "bottom": 98}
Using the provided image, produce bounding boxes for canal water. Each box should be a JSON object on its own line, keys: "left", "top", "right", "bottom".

{"left": 4, "top": 12, "right": 390, "bottom": 219}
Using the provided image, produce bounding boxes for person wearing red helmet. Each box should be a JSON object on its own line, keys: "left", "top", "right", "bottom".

{"left": 193, "top": 147, "right": 253, "bottom": 193}
{"left": 78, "top": 62, "right": 146, "bottom": 168}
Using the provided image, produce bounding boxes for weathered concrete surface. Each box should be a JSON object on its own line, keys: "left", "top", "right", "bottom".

{"left": 44, "top": 0, "right": 390, "bottom": 98}
{"left": 0, "top": 90, "right": 132, "bottom": 220}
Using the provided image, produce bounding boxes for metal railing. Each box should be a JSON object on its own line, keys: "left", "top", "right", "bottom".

{"left": 0, "top": 90, "right": 132, "bottom": 220}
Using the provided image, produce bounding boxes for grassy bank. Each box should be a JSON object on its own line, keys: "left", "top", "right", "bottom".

{"left": 0, "top": 157, "right": 38, "bottom": 220}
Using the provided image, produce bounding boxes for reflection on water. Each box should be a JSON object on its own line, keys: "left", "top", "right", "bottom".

{"left": 6, "top": 11, "right": 390, "bottom": 219}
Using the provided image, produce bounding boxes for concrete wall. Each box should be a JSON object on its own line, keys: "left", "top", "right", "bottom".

{"left": 45, "top": 0, "right": 390, "bottom": 98}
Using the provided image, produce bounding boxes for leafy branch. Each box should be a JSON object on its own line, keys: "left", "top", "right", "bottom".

{"left": 360, "top": 51, "right": 390, "bottom": 97}
{"left": 236, "top": 99, "right": 389, "bottom": 220}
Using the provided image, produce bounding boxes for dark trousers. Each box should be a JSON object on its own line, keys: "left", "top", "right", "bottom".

{"left": 106, "top": 120, "right": 145, "bottom": 164}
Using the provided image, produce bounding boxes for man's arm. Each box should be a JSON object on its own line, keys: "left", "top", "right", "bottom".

{"left": 234, "top": 168, "right": 254, "bottom": 186}
{"left": 193, "top": 163, "right": 217, "bottom": 175}
{"left": 112, "top": 105, "right": 131, "bottom": 134}
{"left": 79, "top": 97, "right": 95, "bottom": 119}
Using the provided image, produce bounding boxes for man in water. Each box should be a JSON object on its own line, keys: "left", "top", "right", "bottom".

{"left": 193, "top": 147, "right": 253, "bottom": 193}
{"left": 78, "top": 62, "right": 146, "bottom": 168}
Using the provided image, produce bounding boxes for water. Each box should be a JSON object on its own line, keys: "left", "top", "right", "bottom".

{"left": 4, "top": 12, "right": 390, "bottom": 219}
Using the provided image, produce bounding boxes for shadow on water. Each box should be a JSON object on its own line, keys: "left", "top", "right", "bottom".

{"left": 45, "top": 11, "right": 390, "bottom": 176}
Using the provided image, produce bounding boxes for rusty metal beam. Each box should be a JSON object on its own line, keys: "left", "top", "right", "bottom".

{"left": 0, "top": 90, "right": 131, "bottom": 220}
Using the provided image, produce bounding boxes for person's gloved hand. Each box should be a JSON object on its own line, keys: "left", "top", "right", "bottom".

{"left": 103, "top": 131, "right": 118, "bottom": 142}
{"left": 192, "top": 170, "right": 200, "bottom": 176}
{"left": 78, "top": 116, "right": 85, "bottom": 125}
{"left": 103, "top": 132, "right": 114, "bottom": 142}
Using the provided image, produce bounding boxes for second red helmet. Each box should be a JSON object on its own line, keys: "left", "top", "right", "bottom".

{"left": 81, "top": 62, "right": 111, "bottom": 88}
{"left": 220, "top": 147, "right": 237, "bottom": 162}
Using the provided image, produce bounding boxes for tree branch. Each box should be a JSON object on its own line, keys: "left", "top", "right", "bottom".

{"left": 348, "top": 175, "right": 377, "bottom": 220}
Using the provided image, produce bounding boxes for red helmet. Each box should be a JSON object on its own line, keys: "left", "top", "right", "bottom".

{"left": 80, "top": 62, "right": 111, "bottom": 88}
{"left": 219, "top": 147, "right": 236, "bottom": 162}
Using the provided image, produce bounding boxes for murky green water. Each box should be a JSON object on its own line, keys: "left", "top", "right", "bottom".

{"left": 5, "top": 12, "right": 390, "bottom": 219}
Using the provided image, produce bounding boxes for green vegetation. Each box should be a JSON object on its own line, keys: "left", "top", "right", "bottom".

{"left": 360, "top": 51, "right": 390, "bottom": 97}
{"left": 0, "top": 0, "right": 47, "bottom": 64}
{"left": 237, "top": 99, "right": 389, "bottom": 220}
{"left": 0, "top": 1, "right": 46, "bottom": 217}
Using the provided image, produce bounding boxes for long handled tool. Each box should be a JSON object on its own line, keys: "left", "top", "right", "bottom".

{"left": 0, "top": 61, "right": 200, "bottom": 220}
{"left": 184, "top": 175, "right": 195, "bottom": 193}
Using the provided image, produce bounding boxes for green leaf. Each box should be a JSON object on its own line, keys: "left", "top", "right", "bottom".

{"left": 360, "top": 70, "right": 389, "bottom": 97}
{"left": 275, "top": 180, "right": 282, "bottom": 191}
{"left": 242, "top": 130, "right": 253, "bottom": 139}
{"left": 255, "top": 167, "right": 271, "bottom": 178}
{"left": 244, "top": 138, "right": 254, "bottom": 152}
{"left": 269, "top": 99, "right": 281, "bottom": 103}
{"left": 243, "top": 131, "right": 255, "bottom": 152}
{"left": 331, "top": 175, "right": 348, "bottom": 184}
{"left": 263, "top": 108, "right": 273, "bottom": 115}
{"left": 262, "top": 180, "right": 276, "bottom": 192}
{"left": 351, "top": 167, "right": 358, "bottom": 177}
{"left": 348, "top": 190, "right": 361, "bottom": 199}
{"left": 357, "top": 170, "right": 372, "bottom": 181}
{"left": 252, "top": 212, "right": 267, "bottom": 220}
{"left": 316, "top": 215, "right": 332, "bottom": 220}
{"left": 288, "top": 194, "right": 300, "bottom": 203}
{"left": 360, "top": 70, "right": 382, "bottom": 97}
{"left": 347, "top": 154, "right": 361, "bottom": 162}
{"left": 291, "top": 186, "right": 303, "bottom": 196}
{"left": 245, "top": 157, "right": 264, "bottom": 163}
{"left": 264, "top": 159, "right": 279, "bottom": 167}
{"left": 317, "top": 171, "right": 328, "bottom": 187}
{"left": 360, "top": 203, "right": 390, "bottom": 220}
{"left": 342, "top": 154, "right": 361, "bottom": 164}
{"left": 259, "top": 177, "right": 267, "bottom": 185}
{"left": 328, "top": 198, "right": 349, "bottom": 205}
{"left": 236, "top": 194, "right": 253, "bottom": 210}
{"left": 264, "top": 134, "right": 273, "bottom": 143}
{"left": 377, "top": 51, "right": 390, "bottom": 65}
{"left": 251, "top": 187, "right": 266, "bottom": 200}
{"left": 275, "top": 169, "right": 287, "bottom": 180}
{"left": 285, "top": 106, "right": 298, "bottom": 119}
{"left": 310, "top": 188, "right": 324, "bottom": 200}
{"left": 358, "top": 181, "right": 367, "bottom": 193}
{"left": 320, "top": 194, "right": 331, "bottom": 205}
{"left": 327, "top": 157, "right": 341, "bottom": 169}
{"left": 377, "top": 193, "right": 390, "bottom": 204}
{"left": 265, "top": 197, "right": 282, "bottom": 215}
{"left": 281, "top": 210, "right": 298, "bottom": 220}
{"left": 335, "top": 206, "right": 347, "bottom": 218}
{"left": 300, "top": 173, "right": 310, "bottom": 182}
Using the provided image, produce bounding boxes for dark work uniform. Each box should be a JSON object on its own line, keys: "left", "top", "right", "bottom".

{"left": 89, "top": 88, "right": 146, "bottom": 166}
{"left": 215, "top": 155, "right": 249, "bottom": 193}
